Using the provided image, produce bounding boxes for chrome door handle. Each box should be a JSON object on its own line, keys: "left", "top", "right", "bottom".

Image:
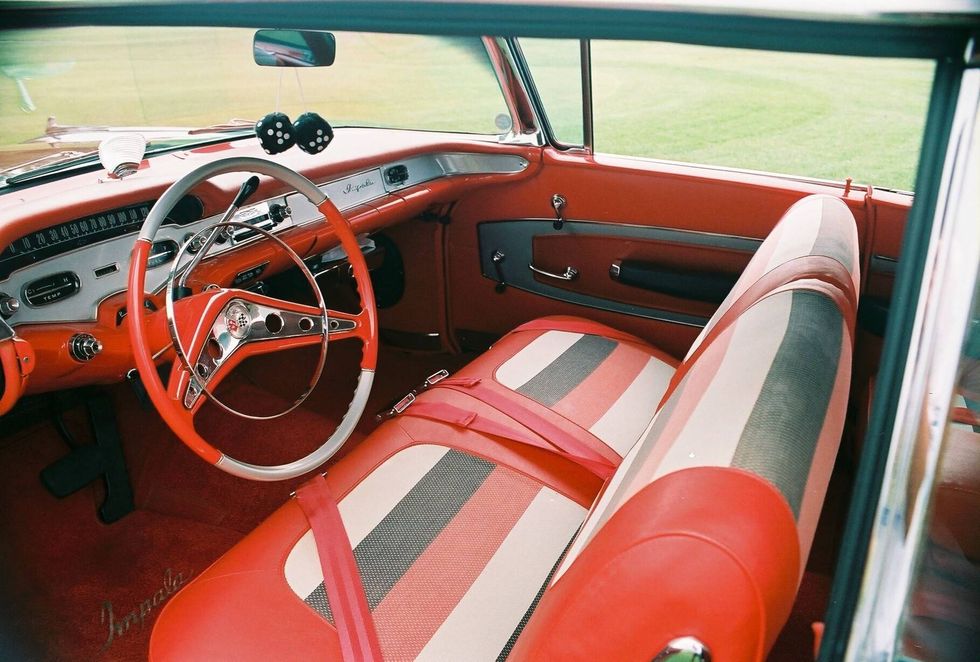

{"left": 529, "top": 263, "right": 579, "bottom": 281}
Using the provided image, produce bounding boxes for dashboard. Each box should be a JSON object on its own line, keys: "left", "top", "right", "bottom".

{"left": 0, "top": 151, "right": 528, "bottom": 327}
{"left": 0, "top": 133, "right": 536, "bottom": 403}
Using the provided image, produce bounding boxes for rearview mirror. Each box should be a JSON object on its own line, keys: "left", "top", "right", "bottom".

{"left": 253, "top": 29, "right": 336, "bottom": 67}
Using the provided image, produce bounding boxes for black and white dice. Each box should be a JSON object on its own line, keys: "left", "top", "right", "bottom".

{"left": 294, "top": 112, "right": 334, "bottom": 154}
{"left": 255, "top": 112, "right": 296, "bottom": 154}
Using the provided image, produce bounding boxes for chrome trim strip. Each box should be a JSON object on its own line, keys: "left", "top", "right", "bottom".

{"left": 870, "top": 254, "right": 898, "bottom": 274}
{"left": 2, "top": 151, "right": 530, "bottom": 326}
{"left": 580, "top": 39, "right": 594, "bottom": 153}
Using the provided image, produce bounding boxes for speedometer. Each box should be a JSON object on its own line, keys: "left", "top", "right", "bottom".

{"left": 0, "top": 203, "right": 151, "bottom": 279}
{"left": 0, "top": 195, "right": 204, "bottom": 280}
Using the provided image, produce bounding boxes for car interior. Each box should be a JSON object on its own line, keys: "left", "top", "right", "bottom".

{"left": 0, "top": 8, "right": 977, "bottom": 662}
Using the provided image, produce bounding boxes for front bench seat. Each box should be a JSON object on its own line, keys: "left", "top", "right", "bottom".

{"left": 150, "top": 194, "right": 859, "bottom": 661}
{"left": 449, "top": 194, "right": 860, "bottom": 461}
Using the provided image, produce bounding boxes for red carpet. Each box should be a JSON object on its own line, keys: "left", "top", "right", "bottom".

{"left": 0, "top": 342, "right": 470, "bottom": 660}
{"left": 0, "top": 423, "right": 241, "bottom": 661}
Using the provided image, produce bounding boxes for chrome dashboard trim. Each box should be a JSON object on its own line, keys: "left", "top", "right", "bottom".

{"left": 0, "top": 151, "right": 529, "bottom": 326}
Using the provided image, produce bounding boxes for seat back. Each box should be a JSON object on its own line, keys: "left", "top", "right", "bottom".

{"left": 686, "top": 193, "right": 860, "bottom": 361}
{"left": 510, "top": 195, "right": 859, "bottom": 661}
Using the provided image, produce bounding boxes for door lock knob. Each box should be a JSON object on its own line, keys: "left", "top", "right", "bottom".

{"left": 551, "top": 193, "right": 567, "bottom": 230}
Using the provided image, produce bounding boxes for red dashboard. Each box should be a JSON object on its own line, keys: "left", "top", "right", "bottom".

{"left": 0, "top": 128, "right": 540, "bottom": 405}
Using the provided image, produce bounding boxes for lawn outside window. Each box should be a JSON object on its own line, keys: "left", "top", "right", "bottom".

{"left": 586, "top": 41, "right": 935, "bottom": 191}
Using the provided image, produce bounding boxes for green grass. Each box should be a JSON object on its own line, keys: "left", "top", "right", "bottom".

{"left": 525, "top": 39, "right": 934, "bottom": 190}
{"left": 0, "top": 28, "right": 934, "bottom": 190}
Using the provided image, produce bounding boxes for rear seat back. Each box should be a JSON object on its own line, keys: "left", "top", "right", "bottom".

{"left": 511, "top": 195, "right": 859, "bottom": 661}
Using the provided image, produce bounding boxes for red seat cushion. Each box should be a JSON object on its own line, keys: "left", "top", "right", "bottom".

{"left": 150, "top": 396, "right": 601, "bottom": 662}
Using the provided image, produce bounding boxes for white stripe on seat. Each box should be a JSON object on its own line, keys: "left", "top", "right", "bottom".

{"left": 589, "top": 356, "right": 675, "bottom": 455}
{"left": 415, "top": 488, "right": 585, "bottom": 661}
{"left": 651, "top": 293, "right": 793, "bottom": 481}
{"left": 763, "top": 196, "right": 822, "bottom": 273}
{"left": 494, "top": 331, "right": 583, "bottom": 390}
{"left": 552, "top": 422, "right": 651, "bottom": 583}
{"left": 284, "top": 444, "right": 451, "bottom": 599}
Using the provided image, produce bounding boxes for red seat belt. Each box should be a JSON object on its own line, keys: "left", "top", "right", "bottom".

{"left": 294, "top": 475, "right": 383, "bottom": 662}
{"left": 429, "top": 377, "right": 618, "bottom": 479}
{"left": 403, "top": 400, "right": 616, "bottom": 479}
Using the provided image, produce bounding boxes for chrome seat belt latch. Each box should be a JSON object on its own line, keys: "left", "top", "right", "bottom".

{"left": 374, "top": 369, "right": 450, "bottom": 422}
{"left": 423, "top": 369, "right": 449, "bottom": 388}
{"left": 375, "top": 391, "right": 417, "bottom": 422}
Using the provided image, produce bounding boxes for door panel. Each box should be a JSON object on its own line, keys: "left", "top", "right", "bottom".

{"left": 448, "top": 147, "right": 911, "bottom": 356}
{"left": 479, "top": 219, "right": 757, "bottom": 324}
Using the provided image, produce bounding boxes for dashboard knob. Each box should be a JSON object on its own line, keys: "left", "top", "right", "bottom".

{"left": 69, "top": 333, "right": 103, "bottom": 362}
{"left": 0, "top": 294, "right": 19, "bottom": 318}
{"left": 268, "top": 202, "right": 289, "bottom": 225}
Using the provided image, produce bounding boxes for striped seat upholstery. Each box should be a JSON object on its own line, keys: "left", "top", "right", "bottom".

{"left": 284, "top": 444, "right": 585, "bottom": 660}
{"left": 559, "top": 286, "right": 853, "bottom": 575}
{"left": 151, "top": 194, "right": 860, "bottom": 662}
{"left": 451, "top": 319, "right": 678, "bottom": 458}
{"left": 686, "top": 193, "right": 860, "bottom": 361}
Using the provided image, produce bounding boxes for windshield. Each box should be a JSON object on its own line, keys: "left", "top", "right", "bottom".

{"left": 0, "top": 27, "right": 510, "bottom": 176}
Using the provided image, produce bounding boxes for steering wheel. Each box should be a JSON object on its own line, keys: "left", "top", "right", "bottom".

{"left": 127, "top": 157, "right": 378, "bottom": 481}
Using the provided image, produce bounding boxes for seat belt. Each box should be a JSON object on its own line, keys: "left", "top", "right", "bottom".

{"left": 402, "top": 400, "right": 616, "bottom": 479}
{"left": 294, "top": 475, "right": 383, "bottom": 662}
{"left": 428, "top": 377, "right": 618, "bottom": 479}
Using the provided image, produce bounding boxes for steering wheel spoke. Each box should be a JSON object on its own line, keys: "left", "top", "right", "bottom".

{"left": 325, "top": 308, "right": 369, "bottom": 343}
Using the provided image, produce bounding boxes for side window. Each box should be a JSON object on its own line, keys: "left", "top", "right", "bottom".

{"left": 899, "top": 286, "right": 980, "bottom": 660}
{"left": 518, "top": 38, "right": 584, "bottom": 147}
{"left": 589, "top": 41, "right": 934, "bottom": 191}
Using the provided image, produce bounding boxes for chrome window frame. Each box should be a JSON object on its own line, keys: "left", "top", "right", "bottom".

{"left": 844, "top": 53, "right": 980, "bottom": 661}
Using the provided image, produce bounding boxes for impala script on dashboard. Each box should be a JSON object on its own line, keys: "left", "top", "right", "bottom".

{"left": 342, "top": 177, "right": 377, "bottom": 196}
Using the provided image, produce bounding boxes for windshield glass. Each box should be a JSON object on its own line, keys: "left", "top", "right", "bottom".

{"left": 0, "top": 27, "right": 510, "bottom": 175}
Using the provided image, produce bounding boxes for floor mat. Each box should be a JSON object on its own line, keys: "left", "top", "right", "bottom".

{"left": 0, "top": 424, "right": 241, "bottom": 661}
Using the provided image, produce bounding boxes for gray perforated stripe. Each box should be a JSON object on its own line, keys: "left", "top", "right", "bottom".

{"left": 304, "top": 449, "right": 495, "bottom": 621}
{"left": 810, "top": 198, "right": 856, "bottom": 275}
{"left": 731, "top": 290, "right": 843, "bottom": 516}
{"left": 516, "top": 335, "right": 617, "bottom": 406}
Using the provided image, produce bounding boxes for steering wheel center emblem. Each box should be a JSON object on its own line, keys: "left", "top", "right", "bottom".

{"left": 224, "top": 303, "right": 251, "bottom": 339}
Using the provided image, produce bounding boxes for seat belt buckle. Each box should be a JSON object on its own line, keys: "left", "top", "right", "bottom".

{"left": 375, "top": 391, "right": 416, "bottom": 422}
{"left": 423, "top": 369, "right": 449, "bottom": 388}
{"left": 373, "top": 369, "right": 450, "bottom": 422}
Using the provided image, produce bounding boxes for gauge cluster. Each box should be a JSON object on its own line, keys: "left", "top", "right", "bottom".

{"left": 0, "top": 203, "right": 152, "bottom": 280}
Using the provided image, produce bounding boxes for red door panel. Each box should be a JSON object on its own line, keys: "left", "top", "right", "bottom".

{"left": 447, "top": 147, "right": 911, "bottom": 356}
